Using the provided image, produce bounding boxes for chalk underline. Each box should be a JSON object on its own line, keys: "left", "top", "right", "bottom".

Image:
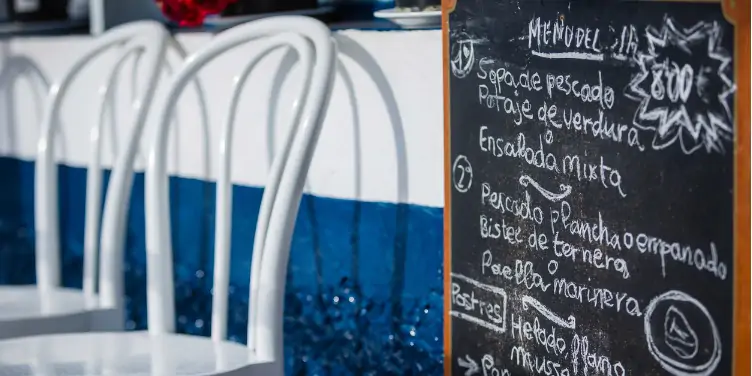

{"left": 531, "top": 50, "right": 604, "bottom": 61}
{"left": 450, "top": 311, "right": 506, "bottom": 334}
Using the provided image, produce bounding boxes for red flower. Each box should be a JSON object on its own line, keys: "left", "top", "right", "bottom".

{"left": 158, "top": 0, "right": 237, "bottom": 27}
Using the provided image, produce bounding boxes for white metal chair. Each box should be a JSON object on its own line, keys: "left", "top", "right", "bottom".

{"left": 0, "top": 21, "right": 170, "bottom": 340}
{"left": 0, "top": 15, "right": 336, "bottom": 376}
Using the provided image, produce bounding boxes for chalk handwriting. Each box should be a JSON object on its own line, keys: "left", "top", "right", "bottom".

{"left": 611, "top": 24, "right": 640, "bottom": 60}
{"left": 626, "top": 16, "right": 735, "bottom": 154}
{"left": 451, "top": 6, "right": 732, "bottom": 376}
{"left": 552, "top": 231, "right": 631, "bottom": 279}
{"left": 480, "top": 214, "right": 523, "bottom": 246}
{"left": 477, "top": 59, "right": 543, "bottom": 94}
{"left": 549, "top": 202, "right": 624, "bottom": 252}
{"left": 544, "top": 103, "right": 646, "bottom": 151}
{"left": 549, "top": 201, "right": 728, "bottom": 280}
{"left": 519, "top": 174, "right": 572, "bottom": 202}
{"left": 510, "top": 345, "right": 571, "bottom": 376}
{"left": 480, "top": 249, "right": 642, "bottom": 318}
{"left": 476, "top": 61, "right": 622, "bottom": 113}
{"left": 481, "top": 251, "right": 552, "bottom": 293}
{"left": 544, "top": 71, "right": 615, "bottom": 110}
{"left": 478, "top": 84, "right": 535, "bottom": 125}
{"left": 552, "top": 277, "right": 643, "bottom": 317}
{"left": 510, "top": 314, "right": 568, "bottom": 356}
{"left": 521, "top": 295, "right": 577, "bottom": 329}
{"left": 639, "top": 238, "right": 727, "bottom": 280}
{"left": 453, "top": 155, "right": 474, "bottom": 193}
{"left": 476, "top": 53, "right": 648, "bottom": 152}
{"left": 526, "top": 16, "right": 641, "bottom": 61}
{"left": 570, "top": 334, "right": 627, "bottom": 376}
{"left": 478, "top": 127, "right": 629, "bottom": 197}
{"left": 562, "top": 155, "right": 628, "bottom": 198}
{"left": 528, "top": 16, "right": 603, "bottom": 60}
{"left": 482, "top": 182, "right": 545, "bottom": 225}
{"left": 451, "top": 273, "right": 508, "bottom": 334}
{"left": 482, "top": 354, "right": 512, "bottom": 376}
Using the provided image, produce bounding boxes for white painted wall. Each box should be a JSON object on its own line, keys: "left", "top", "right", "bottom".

{"left": 0, "top": 28, "right": 443, "bottom": 208}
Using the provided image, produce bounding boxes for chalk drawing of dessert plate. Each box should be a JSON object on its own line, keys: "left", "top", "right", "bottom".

{"left": 644, "top": 291, "right": 722, "bottom": 376}
{"left": 373, "top": 8, "right": 441, "bottom": 29}
{"left": 664, "top": 305, "right": 700, "bottom": 359}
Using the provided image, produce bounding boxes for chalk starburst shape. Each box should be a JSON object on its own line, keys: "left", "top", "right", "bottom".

{"left": 625, "top": 16, "right": 735, "bottom": 155}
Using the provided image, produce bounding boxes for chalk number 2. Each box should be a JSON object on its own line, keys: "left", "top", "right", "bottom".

{"left": 453, "top": 155, "right": 473, "bottom": 193}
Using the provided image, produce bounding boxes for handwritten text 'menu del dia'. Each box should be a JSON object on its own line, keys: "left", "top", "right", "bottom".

{"left": 528, "top": 16, "right": 602, "bottom": 60}
{"left": 549, "top": 200, "right": 728, "bottom": 280}
{"left": 478, "top": 127, "right": 628, "bottom": 197}
{"left": 527, "top": 18, "right": 639, "bottom": 66}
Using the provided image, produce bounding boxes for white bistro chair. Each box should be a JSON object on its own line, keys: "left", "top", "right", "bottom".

{"left": 0, "top": 21, "right": 170, "bottom": 340}
{"left": 0, "top": 15, "right": 336, "bottom": 376}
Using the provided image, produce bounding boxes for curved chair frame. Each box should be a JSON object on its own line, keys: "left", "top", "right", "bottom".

{"left": 212, "top": 32, "right": 313, "bottom": 342}
{"left": 0, "top": 16, "right": 335, "bottom": 376}
{"left": 0, "top": 21, "right": 171, "bottom": 341}
{"left": 35, "top": 21, "right": 168, "bottom": 295}
{"left": 145, "top": 15, "right": 336, "bottom": 367}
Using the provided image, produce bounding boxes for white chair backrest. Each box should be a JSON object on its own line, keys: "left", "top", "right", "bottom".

{"left": 213, "top": 32, "right": 314, "bottom": 343}
{"left": 34, "top": 21, "right": 169, "bottom": 301}
{"left": 83, "top": 39, "right": 148, "bottom": 300}
{"left": 144, "top": 16, "right": 335, "bottom": 364}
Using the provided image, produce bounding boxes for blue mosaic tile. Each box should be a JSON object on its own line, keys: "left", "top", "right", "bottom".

{"left": 0, "top": 157, "right": 444, "bottom": 375}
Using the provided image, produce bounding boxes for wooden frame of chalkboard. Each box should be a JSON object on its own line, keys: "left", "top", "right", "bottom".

{"left": 442, "top": 0, "right": 749, "bottom": 375}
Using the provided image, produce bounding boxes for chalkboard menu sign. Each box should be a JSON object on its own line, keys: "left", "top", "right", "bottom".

{"left": 442, "top": 0, "right": 750, "bottom": 375}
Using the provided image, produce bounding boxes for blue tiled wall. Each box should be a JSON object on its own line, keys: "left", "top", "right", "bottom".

{"left": 0, "top": 157, "right": 444, "bottom": 375}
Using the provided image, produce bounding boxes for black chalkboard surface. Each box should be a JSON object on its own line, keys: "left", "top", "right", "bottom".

{"left": 443, "top": 1, "right": 748, "bottom": 375}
